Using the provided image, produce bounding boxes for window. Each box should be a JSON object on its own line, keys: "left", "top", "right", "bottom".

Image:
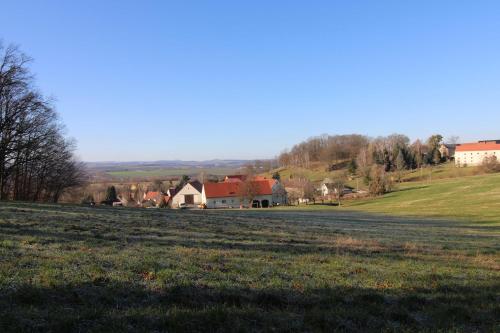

{"left": 222, "top": 200, "right": 226, "bottom": 204}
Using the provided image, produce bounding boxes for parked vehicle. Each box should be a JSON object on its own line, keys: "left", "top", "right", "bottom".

{"left": 178, "top": 202, "right": 187, "bottom": 209}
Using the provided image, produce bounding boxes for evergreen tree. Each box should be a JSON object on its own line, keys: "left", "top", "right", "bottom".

{"left": 272, "top": 171, "right": 281, "bottom": 181}
{"left": 396, "top": 149, "right": 406, "bottom": 171}
{"left": 432, "top": 149, "right": 442, "bottom": 165}
{"left": 347, "top": 159, "right": 358, "bottom": 175}
{"left": 105, "top": 186, "right": 118, "bottom": 203}
{"left": 176, "top": 175, "right": 190, "bottom": 191}
{"left": 395, "top": 149, "right": 406, "bottom": 182}
{"left": 383, "top": 149, "right": 392, "bottom": 172}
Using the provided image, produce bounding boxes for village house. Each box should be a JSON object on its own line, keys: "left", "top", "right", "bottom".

{"left": 202, "top": 178, "right": 282, "bottom": 208}
{"left": 224, "top": 175, "right": 247, "bottom": 182}
{"left": 455, "top": 140, "right": 500, "bottom": 166}
{"left": 143, "top": 191, "right": 171, "bottom": 207}
{"left": 319, "top": 178, "right": 354, "bottom": 201}
{"left": 171, "top": 180, "right": 203, "bottom": 208}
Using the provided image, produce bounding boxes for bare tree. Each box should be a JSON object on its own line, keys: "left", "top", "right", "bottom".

{"left": 0, "top": 42, "right": 85, "bottom": 202}
{"left": 331, "top": 173, "right": 346, "bottom": 206}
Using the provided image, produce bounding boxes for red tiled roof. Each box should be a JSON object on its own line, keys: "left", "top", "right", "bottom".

{"left": 456, "top": 142, "right": 500, "bottom": 152}
{"left": 203, "top": 180, "right": 274, "bottom": 198}
{"left": 144, "top": 191, "right": 160, "bottom": 201}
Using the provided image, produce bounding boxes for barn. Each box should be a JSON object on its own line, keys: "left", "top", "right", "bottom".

{"left": 171, "top": 181, "right": 203, "bottom": 208}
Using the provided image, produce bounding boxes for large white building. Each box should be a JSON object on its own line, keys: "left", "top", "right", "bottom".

{"left": 455, "top": 140, "right": 500, "bottom": 166}
{"left": 201, "top": 178, "right": 285, "bottom": 208}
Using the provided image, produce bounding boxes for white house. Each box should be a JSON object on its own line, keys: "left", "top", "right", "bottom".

{"left": 455, "top": 140, "right": 500, "bottom": 166}
{"left": 171, "top": 181, "right": 203, "bottom": 208}
{"left": 202, "top": 179, "right": 275, "bottom": 208}
{"left": 321, "top": 183, "right": 335, "bottom": 196}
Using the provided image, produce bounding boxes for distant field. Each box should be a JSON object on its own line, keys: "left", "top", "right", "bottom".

{"left": 107, "top": 167, "right": 240, "bottom": 178}
{"left": 0, "top": 202, "right": 498, "bottom": 332}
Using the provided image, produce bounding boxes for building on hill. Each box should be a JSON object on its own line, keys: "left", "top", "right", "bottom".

{"left": 320, "top": 179, "right": 353, "bottom": 198}
{"left": 224, "top": 175, "right": 247, "bottom": 182}
{"left": 439, "top": 143, "right": 457, "bottom": 160}
{"left": 144, "top": 191, "right": 161, "bottom": 202}
{"left": 143, "top": 191, "right": 171, "bottom": 207}
{"left": 171, "top": 181, "right": 203, "bottom": 208}
{"left": 202, "top": 179, "right": 282, "bottom": 208}
{"left": 455, "top": 140, "right": 500, "bottom": 166}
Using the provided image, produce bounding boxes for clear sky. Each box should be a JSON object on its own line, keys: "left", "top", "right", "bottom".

{"left": 1, "top": 1, "right": 500, "bottom": 161}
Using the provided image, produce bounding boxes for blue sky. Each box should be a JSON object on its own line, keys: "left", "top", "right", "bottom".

{"left": 1, "top": 1, "right": 500, "bottom": 161}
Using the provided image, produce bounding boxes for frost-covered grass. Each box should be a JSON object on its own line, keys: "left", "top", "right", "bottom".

{"left": 0, "top": 202, "right": 498, "bottom": 332}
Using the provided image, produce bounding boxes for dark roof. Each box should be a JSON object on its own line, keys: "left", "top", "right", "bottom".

{"left": 189, "top": 180, "right": 203, "bottom": 193}
{"left": 167, "top": 188, "right": 177, "bottom": 197}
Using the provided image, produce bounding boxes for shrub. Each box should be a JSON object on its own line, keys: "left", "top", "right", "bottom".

{"left": 480, "top": 156, "right": 500, "bottom": 173}
{"left": 81, "top": 195, "right": 94, "bottom": 205}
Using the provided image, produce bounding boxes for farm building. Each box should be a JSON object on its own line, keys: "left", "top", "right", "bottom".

{"left": 202, "top": 179, "right": 280, "bottom": 208}
{"left": 171, "top": 181, "right": 203, "bottom": 208}
{"left": 455, "top": 140, "right": 500, "bottom": 166}
{"left": 320, "top": 182, "right": 352, "bottom": 197}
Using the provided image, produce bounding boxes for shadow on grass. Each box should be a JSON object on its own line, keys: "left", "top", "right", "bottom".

{"left": 1, "top": 281, "right": 498, "bottom": 332}
{"left": 393, "top": 185, "right": 430, "bottom": 192}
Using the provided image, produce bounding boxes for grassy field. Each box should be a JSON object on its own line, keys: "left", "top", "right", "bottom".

{"left": 0, "top": 201, "right": 498, "bottom": 332}
{"left": 336, "top": 172, "right": 500, "bottom": 225}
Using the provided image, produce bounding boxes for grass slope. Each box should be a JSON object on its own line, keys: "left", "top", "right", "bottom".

{"left": 0, "top": 202, "right": 498, "bottom": 332}
{"left": 342, "top": 172, "right": 500, "bottom": 225}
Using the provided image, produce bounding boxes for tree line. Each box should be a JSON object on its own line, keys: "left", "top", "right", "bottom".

{"left": 0, "top": 43, "right": 85, "bottom": 202}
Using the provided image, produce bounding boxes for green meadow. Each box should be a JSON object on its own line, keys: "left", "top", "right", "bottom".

{"left": 326, "top": 172, "right": 500, "bottom": 226}
{"left": 0, "top": 190, "right": 499, "bottom": 332}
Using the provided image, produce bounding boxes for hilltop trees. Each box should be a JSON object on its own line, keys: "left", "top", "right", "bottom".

{"left": 0, "top": 42, "right": 85, "bottom": 202}
{"left": 278, "top": 132, "right": 449, "bottom": 197}
{"left": 277, "top": 133, "right": 448, "bottom": 175}
{"left": 277, "top": 134, "right": 370, "bottom": 168}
